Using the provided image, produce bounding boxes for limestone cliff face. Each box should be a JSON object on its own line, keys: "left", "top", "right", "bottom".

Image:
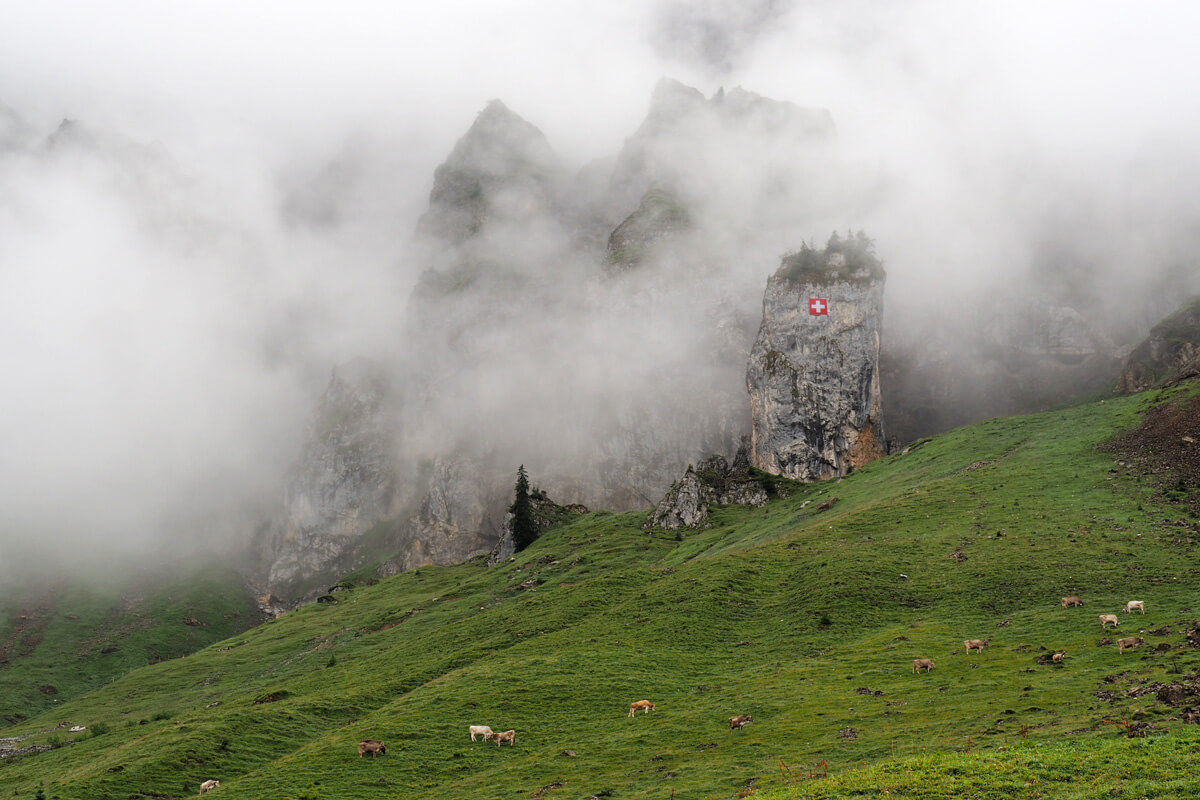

{"left": 1116, "top": 297, "right": 1200, "bottom": 392}
{"left": 604, "top": 186, "right": 691, "bottom": 274}
{"left": 645, "top": 447, "right": 776, "bottom": 530}
{"left": 378, "top": 456, "right": 502, "bottom": 576}
{"left": 256, "top": 362, "right": 404, "bottom": 599}
{"left": 254, "top": 82, "right": 836, "bottom": 596}
{"left": 746, "top": 246, "right": 886, "bottom": 481}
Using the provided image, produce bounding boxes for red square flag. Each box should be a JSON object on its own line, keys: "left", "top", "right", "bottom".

{"left": 809, "top": 298, "right": 828, "bottom": 315}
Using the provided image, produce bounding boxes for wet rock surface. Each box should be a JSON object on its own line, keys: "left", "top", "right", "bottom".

{"left": 746, "top": 242, "right": 886, "bottom": 481}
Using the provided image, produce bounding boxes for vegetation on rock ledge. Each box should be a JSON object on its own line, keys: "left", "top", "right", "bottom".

{"left": 777, "top": 230, "right": 884, "bottom": 285}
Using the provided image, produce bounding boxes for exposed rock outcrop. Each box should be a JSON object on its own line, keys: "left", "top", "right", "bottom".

{"left": 251, "top": 81, "right": 838, "bottom": 595}
{"left": 254, "top": 362, "right": 406, "bottom": 600}
{"left": 645, "top": 446, "right": 780, "bottom": 529}
{"left": 1116, "top": 297, "right": 1200, "bottom": 392}
{"left": 604, "top": 186, "right": 691, "bottom": 273}
{"left": 379, "top": 456, "right": 504, "bottom": 576}
{"left": 746, "top": 236, "right": 886, "bottom": 481}
{"left": 646, "top": 465, "right": 712, "bottom": 529}
{"left": 488, "top": 489, "right": 588, "bottom": 565}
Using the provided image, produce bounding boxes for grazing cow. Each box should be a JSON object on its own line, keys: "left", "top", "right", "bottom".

{"left": 729, "top": 714, "right": 753, "bottom": 732}
{"left": 357, "top": 739, "right": 386, "bottom": 758}
{"left": 963, "top": 639, "right": 989, "bottom": 655}
{"left": 1099, "top": 614, "right": 1120, "bottom": 630}
{"left": 628, "top": 700, "right": 655, "bottom": 717}
{"left": 469, "top": 725, "right": 493, "bottom": 742}
{"left": 200, "top": 780, "right": 220, "bottom": 794}
{"left": 1124, "top": 600, "right": 1145, "bottom": 615}
{"left": 912, "top": 658, "right": 934, "bottom": 674}
{"left": 1061, "top": 596, "right": 1084, "bottom": 608}
{"left": 486, "top": 729, "right": 516, "bottom": 746}
{"left": 1117, "top": 636, "right": 1145, "bottom": 654}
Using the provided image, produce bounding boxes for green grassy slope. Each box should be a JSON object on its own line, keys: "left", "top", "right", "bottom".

{"left": 0, "top": 562, "right": 264, "bottom": 726}
{"left": 3, "top": 387, "right": 1200, "bottom": 800}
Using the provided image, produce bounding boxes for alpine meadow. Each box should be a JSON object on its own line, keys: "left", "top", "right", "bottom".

{"left": 4, "top": 383, "right": 1200, "bottom": 798}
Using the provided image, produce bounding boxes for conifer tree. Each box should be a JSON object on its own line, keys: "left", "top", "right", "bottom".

{"left": 510, "top": 464, "right": 538, "bottom": 552}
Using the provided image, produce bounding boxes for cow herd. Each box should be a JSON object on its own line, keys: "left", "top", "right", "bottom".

{"left": 193, "top": 594, "right": 1158, "bottom": 795}
{"left": 910, "top": 597, "right": 1151, "bottom": 676}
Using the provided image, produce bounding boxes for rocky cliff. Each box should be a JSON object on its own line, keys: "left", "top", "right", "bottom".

{"left": 1115, "top": 297, "right": 1200, "bottom": 392}
{"left": 378, "top": 456, "right": 504, "bottom": 577}
{"left": 253, "top": 361, "right": 408, "bottom": 601}
{"left": 644, "top": 445, "right": 778, "bottom": 530}
{"left": 603, "top": 78, "right": 834, "bottom": 229}
{"left": 746, "top": 235, "right": 886, "bottom": 481}
{"left": 251, "top": 81, "right": 842, "bottom": 600}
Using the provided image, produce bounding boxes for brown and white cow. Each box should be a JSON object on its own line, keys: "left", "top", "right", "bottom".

{"left": 1117, "top": 637, "right": 1145, "bottom": 654}
{"left": 628, "top": 700, "right": 655, "bottom": 717}
{"left": 358, "top": 739, "right": 386, "bottom": 757}
{"left": 486, "top": 729, "right": 516, "bottom": 746}
{"left": 729, "top": 715, "right": 753, "bottom": 732}
{"left": 963, "top": 639, "right": 988, "bottom": 655}
{"left": 912, "top": 658, "right": 934, "bottom": 674}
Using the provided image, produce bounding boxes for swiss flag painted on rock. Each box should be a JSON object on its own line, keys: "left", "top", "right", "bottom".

{"left": 809, "top": 298, "right": 828, "bottom": 315}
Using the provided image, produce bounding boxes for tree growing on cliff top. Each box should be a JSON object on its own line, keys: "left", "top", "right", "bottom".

{"left": 510, "top": 464, "right": 538, "bottom": 552}
{"left": 777, "top": 229, "right": 882, "bottom": 283}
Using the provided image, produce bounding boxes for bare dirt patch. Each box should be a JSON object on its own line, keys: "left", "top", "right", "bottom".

{"left": 1101, "top": 392, "right": 1200, "bottom": 518}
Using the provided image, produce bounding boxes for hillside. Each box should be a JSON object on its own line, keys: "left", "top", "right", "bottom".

{"left": 3, "top": 384, "right": 1200, "bottom": 799}
{"left": 0, "top": 564, "right": 263, "bottom": 727}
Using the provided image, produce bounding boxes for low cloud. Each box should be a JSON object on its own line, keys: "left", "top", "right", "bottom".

{"left": 2, "top": 2, "right": 1199, "bottom": 581}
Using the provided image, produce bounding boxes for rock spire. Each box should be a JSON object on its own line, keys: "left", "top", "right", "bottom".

{"left": 746, "top": 235, "right": 886, "bottom": 481}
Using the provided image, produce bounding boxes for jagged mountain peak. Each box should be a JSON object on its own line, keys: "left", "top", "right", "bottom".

{"left": 453, "top": 99, "right": 555, "bottom": 165}
{"left": 605, "top": 77, "right": 834, "bottom": 222}
{"left": 417, "top": 98, "right": 564, "bottom": 246}
{"left": 717, "top": 85, "right": 836, "bottom": 136}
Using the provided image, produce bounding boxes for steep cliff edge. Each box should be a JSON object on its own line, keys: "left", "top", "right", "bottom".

{"left": 746, "top": 234, "right": 886, "bottom": 481}
{"left": 1115, "top": 297, "right": 1200, "bottom": 392}
{"left": 254, "top": 362, "right": 408, "bottom": 601}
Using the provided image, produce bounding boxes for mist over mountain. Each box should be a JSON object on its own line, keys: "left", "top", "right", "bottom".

{"left": 2, "top": 2, "right": 1200, "bottom": 589}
